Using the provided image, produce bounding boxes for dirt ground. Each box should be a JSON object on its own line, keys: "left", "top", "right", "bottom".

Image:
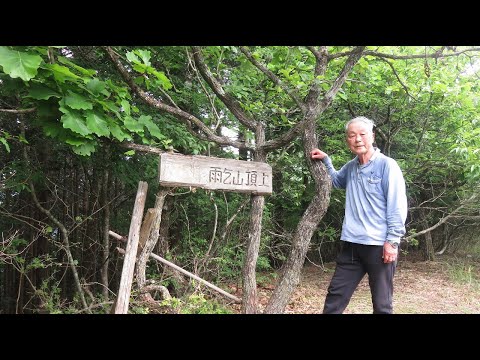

{"left": 226, "top": 254, "right": 480, "bottom": 314}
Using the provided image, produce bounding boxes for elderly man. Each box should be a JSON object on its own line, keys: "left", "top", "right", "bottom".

{"left": 311, "top": 116, "right": 408, "bottom": 314}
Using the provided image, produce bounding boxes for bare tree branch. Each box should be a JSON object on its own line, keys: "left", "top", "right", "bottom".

{"left": 404, "top": 193, "right": 478, "bottom": 241}
{"left": 304, "top": 46, "right": 329, "bottom": 106}
{"left": 260, "top": 46, "right": 366, "bottom": 152}
{"left": 119, "top": 142, "right": 164, "bottom": 154}
{"left": 103, "top": 46, "right": 251, "bottom": 151}
{"left": 191, "top": 46, "right": 259, "bottom": 131}
{"left": 0, "top": 108, "right": 36, "bottom": 114}
{"left": 239, "top": 46, "right": 307, "bottom": 114}
{"left": 378, "top": 58, "right": 416, "bottom": 101}
{"left": 186, "top": 48, "right": 223, "bottom": 131}
{"left": 329, "top": 47, "right": 480, "bottom": 60}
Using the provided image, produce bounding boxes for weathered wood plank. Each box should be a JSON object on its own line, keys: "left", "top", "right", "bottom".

{"left": 158, "top": 153, "right": 272, "bottom": 195}
{"left": 114, "top": 181, "right": 148, "bottom": 314}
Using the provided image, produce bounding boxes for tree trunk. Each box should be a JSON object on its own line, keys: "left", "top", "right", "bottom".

{"left": 242, "top": 125, "right": 266, "bottom": 314}
{"left": 242, "top": 194, "right": 265, "bottom": 314}
{"left": 420, "top": 208, "right": 435, "bottom": 261}
{"left": 136, "top": 187, "right": 169, "bottom": 298}
{"left": 264, "top": 119, "right": 332, "bottom": 313}
{"left": 101, "top": 168, "right": 110, "bottom": 299}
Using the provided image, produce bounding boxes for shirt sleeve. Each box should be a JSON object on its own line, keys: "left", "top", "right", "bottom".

{"left": 383, "top": 159, "right": 408, "bottom": 244}
{"left": 322, "top": 156, "right": 349, "bottom": 189}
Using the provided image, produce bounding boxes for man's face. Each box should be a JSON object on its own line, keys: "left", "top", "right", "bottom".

{"left": 346, "top": 121, "right": 375, "bottom": 157}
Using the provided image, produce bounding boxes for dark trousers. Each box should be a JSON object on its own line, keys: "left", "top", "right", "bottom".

{"left": 323, "top": 241, "right": 396, "bottom": 314}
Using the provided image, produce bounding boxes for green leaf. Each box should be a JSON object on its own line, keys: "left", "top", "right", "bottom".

{"left": 86, "top": 112, "right": 110, "bottom": 137}
{"left": 151, "top": 69, "right": 173, "bottom": 90}
{"left": 86, "top": 78, "right": 110, "bottom": 96}
{"left": 133, "top": 63, "right": 147, "bottom": 74}
{"left": 0, "top": 137, "right": 10, "bottom": 153}
{"left": 124, "top": 150, "right": 135, "bottom": 156}
{"left": 109, "top": 121, "right": 131, "bottom": 142}
{"left": 61, "top": 111, "right": 92, "bottom": 136}
{"left": 65, "top": 136, "right": 86, "bottom": 146}
{"left": 44, "top": 63, "right": 81, "bottom": 83}
{"left": 137, "top": 114, "right": 152, "bottom": 125}
{"left": 58, "top": 98, "right": 69, "bottom": 114}
{"left": 140, "top": 115, "right": 164, "bottom": 140}
{"left": 18, "top": 134, "right": 29, "bottom": 144}
{"left": 71, "top": 141, "right": 96, "bottom": 156}
{"left": 126, "top": 51, "right": 140, "bottom": 64}
{"left": 121, "top": 99, "right": 131, "bottom": 116}
{"left": 136, "top": 50, "right": 151, "bottom": 66}
{"left": 57, "top": 56, "right": 96, "bottom": 77}
{"left": 0, "top": 46, "right": 43, "bottom": 81}
{"left": 27, "top": 83, "right": 61, "bottom": 100}
{"left": 124, "top": 116, "right": 144, "bottom": 133}
{"left": 65, "top": 90, "right": 93, "bottom": 110}
{"left": 97, "top": 100, "right": 120, "bottom": 114}
{"left": 42, "top": 120, "right": 63, "bottom": 138}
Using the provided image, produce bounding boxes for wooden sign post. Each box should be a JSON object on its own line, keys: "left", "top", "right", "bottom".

{"left": 114, "top": 154, "right": 272, "bottom": 313}
{"left": 158, "top": 153, "right": 272, "bottom": 195}
{"left": 114, "top": 181, "right": 148, "bottom": 314}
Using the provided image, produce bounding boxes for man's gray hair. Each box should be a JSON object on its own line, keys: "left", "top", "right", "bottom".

{"left": 345, "top": 116, "right": 375, "bottom": 133}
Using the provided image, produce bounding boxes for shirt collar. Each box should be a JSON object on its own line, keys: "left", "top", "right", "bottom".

{"left": 356, "top": 147, "right": 381, "bottom": 167}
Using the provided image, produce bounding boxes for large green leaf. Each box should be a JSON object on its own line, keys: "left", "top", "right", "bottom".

{"left": 44, "top": 63, "right": 81, "bottom": 83}
{"left": 85, "top": 78, "right": 110, "bottom": 96}
{"left": 109, "top": 123, "right": 131, "bottom": 142}
{"left": 126, "top": 51, "right": 140, "bottom": 64}
{"left": 139, "top": 115, "right": 164, "bottom": 140}
{"left": 124, "top": 116, "right": 144, "bottom": 133}
{"left": 57, "top": 56, "right": 96, "bottom": 77}
{"left": 0, "top": 46, "right": 43, "bottom": 81}
{"left": 136, "top": 50, "right": 151, "bottom": 66}
{"left": 61, "top": 110, "right": 92, "bottom": 136}
{"left": 71, "top": 141, "right": 96, "bottom": 156}
{"left": 27, "top": 83, "right": 61, "bottom": 100}
{"left": 65, "top": 90, "right": 93, "bottom": 110}
{"left": 86, "top": 112, "right": 110, "bottom": 137}
{"left": 151, "top": 69, "right": 173, "bottom": 90}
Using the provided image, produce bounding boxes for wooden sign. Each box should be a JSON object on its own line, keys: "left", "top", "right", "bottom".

{"left": 158, "top": 153, "right": 272, "bottom": 195}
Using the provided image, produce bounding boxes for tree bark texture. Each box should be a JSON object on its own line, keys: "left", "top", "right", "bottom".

{"left": 264, "top": 119, "right": 332, "bottom": 313}
{"left": 114, "top": 181, "right": 148, "bottom": 314}
{"left": 420, "top": 208, "right": 435, "bottom": 261}
{"left": 101, "top": 168, "right": 110, "bottom": 300}
{"left": 136, "top": 187, "right": 169, "bottom": 297}
{"left": 241, "top": 124, "right": 267, "bottom": 314}
{"left": 242, "top": 194, "right": 265, "bottom": 314}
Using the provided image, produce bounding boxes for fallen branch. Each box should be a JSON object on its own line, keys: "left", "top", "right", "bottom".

{"left": 110, "top": 230, "right": 241, "bottom": 303}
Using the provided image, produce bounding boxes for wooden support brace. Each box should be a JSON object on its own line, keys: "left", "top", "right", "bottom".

{"left": 110, "top": 230, "right": 241, "bottom": 304}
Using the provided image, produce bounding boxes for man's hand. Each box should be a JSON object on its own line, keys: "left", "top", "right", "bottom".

{"left": 311, "top": 148, "right": 328, "bottom": 160}
{"left": 383, "top": 242, "right": 398, "bottom": 263}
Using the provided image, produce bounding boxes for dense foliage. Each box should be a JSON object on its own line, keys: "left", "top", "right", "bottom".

{"left": 1, "top": 46, "right": 479, "bottom": 313}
